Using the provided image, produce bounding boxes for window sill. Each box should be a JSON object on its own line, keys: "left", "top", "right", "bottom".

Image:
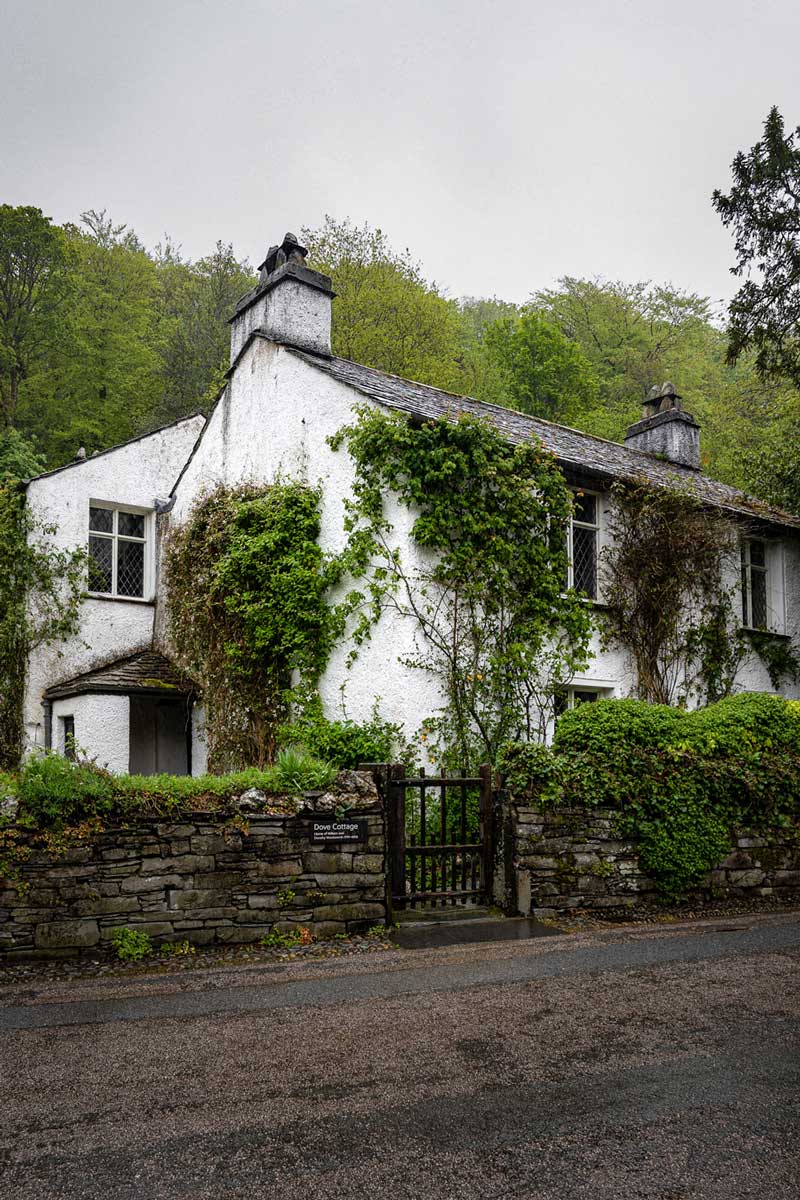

{"left": 739, "top": 626, "right": 791, "bottom": 642}
{"left": 84, "top": 592, "right": 155, "bottom": 607}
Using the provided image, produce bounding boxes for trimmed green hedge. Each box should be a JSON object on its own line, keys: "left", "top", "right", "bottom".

{"left": 501, "top": 692, "right": 800, "bottom": 900}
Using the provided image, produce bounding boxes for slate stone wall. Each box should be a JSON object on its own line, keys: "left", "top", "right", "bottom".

{"left": 0, "top": 806, "right": 386, "bottom": 959}
{"left": 509, "top": 802, "right": 800, "bottom": 916}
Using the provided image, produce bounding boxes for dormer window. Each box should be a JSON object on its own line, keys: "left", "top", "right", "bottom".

{"left": 567, "top": 491, "right": 599, "bottom": 600}
{"left": 88, "top": 504, "right": 150, "bottom": 599}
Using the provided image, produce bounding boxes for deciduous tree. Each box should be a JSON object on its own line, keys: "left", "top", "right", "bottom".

{"left": 0, "top": 206, "right": 69, "bottom": 428}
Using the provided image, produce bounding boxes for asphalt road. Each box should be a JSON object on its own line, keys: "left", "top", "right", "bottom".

{"left": 1, "top": 914, "right": 798, "bottom": 1199}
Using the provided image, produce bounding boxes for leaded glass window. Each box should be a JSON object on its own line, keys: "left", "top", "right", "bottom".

{"left": 741, "top": 538, "right": 768, "bottom": 629}
{"left": 88, "top": 505, "right": 149, "bottom": 599}
{"left": 567, "top": 491, "right": 599, "bottom": 599}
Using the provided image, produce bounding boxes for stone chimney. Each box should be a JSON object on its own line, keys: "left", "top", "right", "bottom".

{"left": 623, "top": 382, "right": 700, "bottom": 470}
{"left": 229, "top": 232, "right": 334, "bottom": 362}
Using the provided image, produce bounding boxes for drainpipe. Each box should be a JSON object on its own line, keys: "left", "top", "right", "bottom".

{"left": 43, "top": 699, "right": 52, "bottom": 750}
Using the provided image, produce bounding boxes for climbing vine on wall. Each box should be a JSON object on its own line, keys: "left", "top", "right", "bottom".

{"left": 743, "top": 629, "right": 800, "bottom": 691}
{"left": 163, "top": 482, "right": 353, "bottom": 772}
{"left": 330, "top": 406, "right": 593, "bottom": 765}
{"left": 600, "top": 481, "right": 750, "bottom": 705}
{"left": 0, "top": 482, "right": 86, "bottom": 768}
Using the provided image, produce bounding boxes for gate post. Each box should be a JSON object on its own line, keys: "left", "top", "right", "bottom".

{"left": 479, "top": 764, "right": 494, "bottom": 905}
{"left": 387, "top": 762, "right": 407, "bottom": 917}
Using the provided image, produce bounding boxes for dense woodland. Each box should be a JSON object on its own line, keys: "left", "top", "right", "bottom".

{"left": 2, "top": 107, "right": 800, "bottom": 513}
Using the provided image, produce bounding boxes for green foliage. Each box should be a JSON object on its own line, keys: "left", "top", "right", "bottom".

{"left": 331, "top": 407, "right": 592, "bottom": 764}
{"left": 152, "top": 238, "right": 255, "bottom": 426}
{"left": 0, "top": 205, "right": 70, "bottom": 428}
{"left": 272, "top": 747, "right": 336, "bottom": 793}
{"left": 552, "top": 698, "right": 687, "bottom": 755}
{"left": 283, "top": 697, "right": 401, "bottom": 768}
{"left": 165, "top": 481, "right": 349, "bottom": 771}
{"left": 0, "top": 482, "right": 85, "bottom": 768}
{"left": 744, "top": 630, "right": 800, "bottom": 690}
{"left": 456, "top": 296, "right": 520, "bottom": 405}
{"left": 713, "top": 107, "right": 800, "bottom": 388}
{"left": 0, "top": 429, "right": 45, "bottom": 481}
{"left": 533, "top": 277, "right": 715, "bottom": 442}
{"left": 680, "top": 690, "right": 800, "bottom": 756}
{"left": 302, "top": 216, "right": 463, "bottom": 392}
{"left": 8, "top": 749, "right": 336, "bottom": 830}
{"left": 484, "top": 310, "right": 599, "bottom": 424}
{"left": 740, "top": 405, "right": 800, "bottom": 517}
{"left": 158, "top": 939, "right": 196, "bottom": 957}
{"left": 637, "top": 805, "right": 733, "bottom": 901}
{"left": 599, "top": 481, "right": 744, "bottom": 705}
{"left": 275, "top": 886, "right": 296, "bottom": 907}
{"left": 0, "top": 204, "right": 254, "bottom": 467}
{"left": 502, "top": 692, "right": 800, "bottom": 899}
{"left": 110, "top": 927, "right": 153, "bottom": 962}
{"left": 17, "top": 752, "right": 115, "bottom": 826}
{"left": 261, "top": 928, "right": 303, "bottom": 949}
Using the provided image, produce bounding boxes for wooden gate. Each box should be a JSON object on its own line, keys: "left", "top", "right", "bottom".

{"left": 385, "top": 764, "right": 495, "bottom": 910}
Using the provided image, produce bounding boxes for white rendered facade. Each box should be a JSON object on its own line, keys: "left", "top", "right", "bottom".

{"left": 20, "top": 239, "right": 800, "bottom": 775}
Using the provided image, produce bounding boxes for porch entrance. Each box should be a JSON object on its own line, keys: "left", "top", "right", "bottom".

{"left": 384, "top": 764, "right": 495, "bottom": 912}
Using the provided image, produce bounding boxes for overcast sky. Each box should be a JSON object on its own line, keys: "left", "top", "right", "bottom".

{"left": 2, "top": 0, "right": 799, "bottom": 308}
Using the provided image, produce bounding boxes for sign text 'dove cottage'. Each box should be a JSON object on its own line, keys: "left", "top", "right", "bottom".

{"left": 310, "top": 819, "right": 368, "bottom": 844}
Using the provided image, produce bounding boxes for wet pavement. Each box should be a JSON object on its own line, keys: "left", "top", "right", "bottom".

{"left": 1, "top": 912, "right": 798, "bottom": 1199}
{"left": 389, "top": 915, "right": 564, "bottom": 948}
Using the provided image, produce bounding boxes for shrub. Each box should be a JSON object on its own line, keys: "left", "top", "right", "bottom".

{"left": 679, "top": 691, "right": 800, "bottom": 756}
{"left": 272, "top": 747, "right": 336, "bottom": 792}
{"left": 282, "top": 699, "right": 401, "bottom": 768}
{"left": 504, "top": 691, "right": 800, "bottom": 899}
{"left": 17, "top": 752, "right": 114, "bottom": 826}
{"left": 637, "top": 804, "right": 733, "bottom": 901}
{"left": 497, "top": 742, "right": 562, "bottom": 800}
{"left": 552, "top": 698, "right": 687, "bottom": 755}
{"left": 110, "top": 927, "right": 152, "bottom": 962}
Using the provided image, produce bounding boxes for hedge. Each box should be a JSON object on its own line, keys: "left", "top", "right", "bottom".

{"left": 500, "top": 692, "right": 800, "bottom": 899}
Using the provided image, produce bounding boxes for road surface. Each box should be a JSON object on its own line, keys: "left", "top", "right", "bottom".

{"left": 1, "top": 913, "right": 798, "bottom": 1199}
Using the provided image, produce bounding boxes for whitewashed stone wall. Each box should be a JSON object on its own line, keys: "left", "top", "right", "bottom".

{"left": 23, "top": 416, "right": 205, "bottom": 759}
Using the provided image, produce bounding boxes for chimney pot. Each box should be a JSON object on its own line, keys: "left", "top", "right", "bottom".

{"left": 230, "top": 230, "right": 334, "bottom": 361}
{"left": 625, "top": 382, "right": 700, "bottom": 469}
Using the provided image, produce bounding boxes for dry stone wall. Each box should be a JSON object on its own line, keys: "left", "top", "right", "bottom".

{"left": 0, "top": 804, "right": 386, "bottom": 959}
{"left": 510, "top": 802, "right": 800, "bottom": 915}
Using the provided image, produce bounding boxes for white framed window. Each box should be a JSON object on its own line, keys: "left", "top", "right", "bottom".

{"left": 553, "top": 686, "right": 605, "bottom": 720}
{"left": 740, "top": 538, "right": 768, "bottom": 630}
{"left": 567, "top": 490, "right": 600, "bottom": 600}
{"left": 740, "top": 536, "right": 786, "bottom": 634}
{"left": 88, "top": 503, "right": 152, "bottom": 600}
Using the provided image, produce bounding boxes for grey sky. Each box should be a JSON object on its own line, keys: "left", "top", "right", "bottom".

{"left": 2, "top": 0, "right": 799, "bottom": 308}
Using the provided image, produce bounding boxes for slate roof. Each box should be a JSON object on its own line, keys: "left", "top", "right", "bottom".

{"left": 45, "top": 651, "right": 194, "bottom": 701}
{"left": 288, "top": 346, "right": 800, "bottom": 531}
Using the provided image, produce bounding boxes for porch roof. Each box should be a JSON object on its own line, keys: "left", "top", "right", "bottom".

{"left": 45, "top": 651, "right": 194, "bottom": 702}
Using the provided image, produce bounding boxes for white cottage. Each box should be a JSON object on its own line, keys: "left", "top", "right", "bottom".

{"left": 22, "top": 233, "right": 800, "bottom": 774}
